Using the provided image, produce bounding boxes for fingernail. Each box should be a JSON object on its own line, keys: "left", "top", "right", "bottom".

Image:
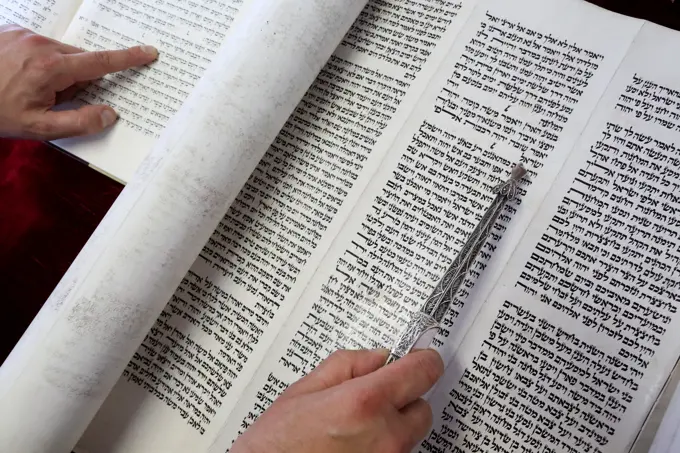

{"left": 101, "top": 110, "right": 118, "bottom": 128}
{"left": 140, "top": 45, "right": 159, "bottom": 58}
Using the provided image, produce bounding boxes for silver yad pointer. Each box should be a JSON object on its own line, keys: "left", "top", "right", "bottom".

{"left": 385, "top": 164, "right": 527, "bottom": 365}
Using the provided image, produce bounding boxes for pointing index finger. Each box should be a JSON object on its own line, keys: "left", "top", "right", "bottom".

{"left": 64, "top": 45, "right": 159, "bottom": 82}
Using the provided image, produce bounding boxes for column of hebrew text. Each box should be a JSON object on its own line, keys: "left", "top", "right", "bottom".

{"left": 421, "top": 22, "right": 680, "bottom": 453}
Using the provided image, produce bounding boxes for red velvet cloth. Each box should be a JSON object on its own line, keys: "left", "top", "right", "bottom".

{"left": 0, "top": 139, "right": 122, "bottom": 363}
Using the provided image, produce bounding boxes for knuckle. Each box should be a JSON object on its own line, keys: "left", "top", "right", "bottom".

{"left": 350, "top": 386, "right": 380, "bottom": 416}
{"left": 403, "top": 401, "right": 433, "bottom": 447}
{"left": 24, "top": 118, "right": 54, "bottom": 138}
{"left": 414, "top": 351, "right": 444, "bottom": 385}
{"left": 419, "top": 401, "right": 434, "bottom": 427}
{"left": 93, "top": 50, "right": 113, "bottom": 68}
{"left": 328, "top": 349, "right": 354, "bottom": 366}
{"left": 25, "top": 53, "right": 62, "bottom": 73}
{"left": 0, "top": 24, "right": 28, "bottom": 36}
{"left": 22, "top": 32, "right": 51, "bottom": 48}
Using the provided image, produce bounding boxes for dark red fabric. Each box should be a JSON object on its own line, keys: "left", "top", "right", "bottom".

{"left": 1, "top": 0, "right": 680, "bottom": 364}
{"left": 592, "top": 0, "right": 680, "bottom": 29}
{"left": 0, "top": 139, "right": 122, "bottom": 363}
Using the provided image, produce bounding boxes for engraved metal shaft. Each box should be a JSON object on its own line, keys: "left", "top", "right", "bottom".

{"left": 385, "top": 164, "right": 527, "bottom": 365}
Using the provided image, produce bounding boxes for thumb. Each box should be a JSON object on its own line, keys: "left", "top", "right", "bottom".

{"left": 26, "top": 105, "right": 118, "bottom": 140}
{"left": 279, "top": 349, "right": 389, "bottom": 401}
{"left": 360, "top": 349, "right": 444, "bottom": 410}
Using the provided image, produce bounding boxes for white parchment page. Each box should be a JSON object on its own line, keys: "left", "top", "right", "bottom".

{"left": 422, "top": 22, "right": 680, "bottom": 453}
{"left": 0, "top": 0, "right": 81, "bottom": 38}
{"left": 0, "top": 0, "right": 366, "bottom": 451}
{"left": 76, "top": 1, "right": 482, "bottom": 452}
{"left": 205, "top": 0, "right": 642, "bottom": 450}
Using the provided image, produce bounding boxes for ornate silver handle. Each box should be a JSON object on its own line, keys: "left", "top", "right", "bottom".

{"left": 385, "top": 164, "right": 526, "bottom": 365}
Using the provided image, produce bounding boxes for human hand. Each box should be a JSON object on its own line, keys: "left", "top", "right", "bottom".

{"left": 231, "top": 349, "right": 444, "bottom": 453}
{"left": 0, "top": 24, "right": 158, "bottom": 140}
